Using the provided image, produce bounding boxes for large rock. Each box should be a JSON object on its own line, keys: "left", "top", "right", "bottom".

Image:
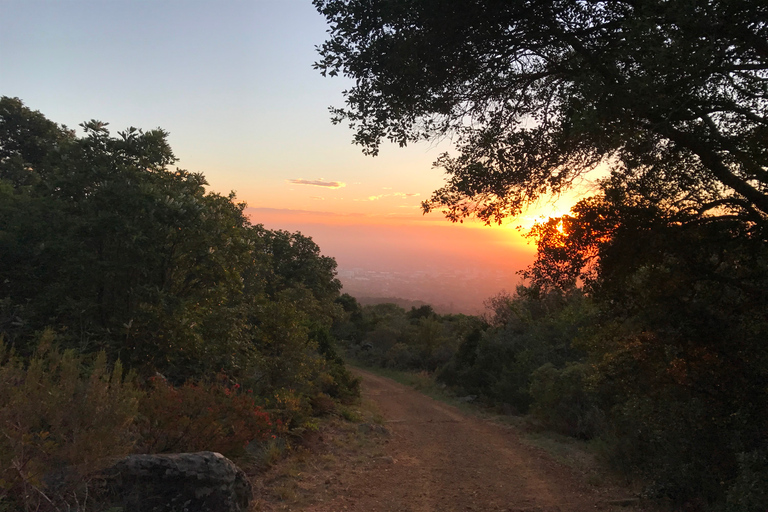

{"left": 102, "top": 451, "right": 252, "bottom": 512}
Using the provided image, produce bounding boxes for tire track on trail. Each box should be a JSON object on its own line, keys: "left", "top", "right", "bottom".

{"left": 305, "top": 369, "right": 642, "bottom": 512}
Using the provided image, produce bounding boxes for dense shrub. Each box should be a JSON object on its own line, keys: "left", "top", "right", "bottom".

{"left": 338, "top": 301, "right": 482, "bottom": 372}
{"left": 528, "top": 362, "right": 604, "bottom": 439}
{"left": 136, "top": 375, "right": 275, "bottom": 458}
{"left": 438, "top": 288, "right": 592, "bottom": 413}
{"left": 522, "top": 174, "right": 768, "bottom": 508}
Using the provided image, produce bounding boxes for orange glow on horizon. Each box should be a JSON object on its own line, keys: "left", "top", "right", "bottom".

{"left": 246, "top": 206, "right": 537, "bottom": 273}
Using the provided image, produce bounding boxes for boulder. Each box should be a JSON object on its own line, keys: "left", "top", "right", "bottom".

{"left": 102, "top": 451, "right": 251, "bottom": 512}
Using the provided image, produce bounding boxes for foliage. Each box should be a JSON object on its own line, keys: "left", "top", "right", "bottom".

{"left": 0, "top": 96, "right": 359, "bottom": 400}
{"left": 0, "top": 97, "right": 361, "bottom": 508}
{"left": 523, "top": 175, "right": 768, "bottom": 507}
{"left": 438, "top": 287, "right": 592, "bottom": 413}
{"left": 136, "top": 375, "right": 275, "bottom": 458}
{"left": 337, "top": 301, "right": 482, "bottom": 372}
{"left": 254, "top": 227, "right": 342, "bottom": 306}
{"left": 315, "top": 0, "right": 768, "bottom": 220}
{"left": 1, "top": 96, "right": 257, "bottom": 380}
{"left": 0, "top": 331, "right": 140, "bottom": 511}
{"left": 528, "top": 362, "right": 604, "bottom": 440}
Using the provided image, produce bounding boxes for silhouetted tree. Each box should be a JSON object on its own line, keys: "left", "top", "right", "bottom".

{"left": 315, "top": 0, "right": 768, "bottom": 221}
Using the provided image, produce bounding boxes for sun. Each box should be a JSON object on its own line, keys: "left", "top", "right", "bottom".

{"left": 510, "top": 194, "right": 579, "bottom": 231}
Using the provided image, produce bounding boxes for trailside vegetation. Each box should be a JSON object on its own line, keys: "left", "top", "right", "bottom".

{"left": 0, "top": 97, "right": 359, "bottom": 510}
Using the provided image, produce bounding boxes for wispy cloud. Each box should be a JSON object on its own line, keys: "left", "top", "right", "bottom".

{"left": 287, "top": 179, "right": 346, "bottom": 189}
{"left": 364, "top": 192, "right": 421, "bottom": 201}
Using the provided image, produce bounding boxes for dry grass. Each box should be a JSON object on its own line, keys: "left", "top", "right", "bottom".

{"left": 250, "top": 398, "right": 389, "bottom": 511}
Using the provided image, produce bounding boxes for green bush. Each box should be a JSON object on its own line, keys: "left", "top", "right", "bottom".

{"left": 438, "top": 288, "right": 592, "bottom": 413}
{"left": 529, "top": 362, "right": 605, "bottom": 439}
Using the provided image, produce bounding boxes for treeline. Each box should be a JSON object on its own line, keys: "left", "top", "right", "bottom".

{"left": 0, "top": 97, "right": 358, "bottom": 510}
{"left": 333, "top": 300, "right": 483, "bottom": 372}
{"left": 336, "top": 176, "right": 768, "bottom": 511}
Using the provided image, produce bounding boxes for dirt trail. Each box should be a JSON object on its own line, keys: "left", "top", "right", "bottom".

{"left": 306, "top": 369, "right": 639, "bottom": 512}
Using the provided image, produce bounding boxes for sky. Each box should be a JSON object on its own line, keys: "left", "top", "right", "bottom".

{"left": 1, "top": 0, "right": 585, "bottom": 312}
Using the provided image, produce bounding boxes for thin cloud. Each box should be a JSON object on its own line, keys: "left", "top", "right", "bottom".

{"left": 287, "top": 179, "right": 346, "bottom": 189}
{"left": 366, "top": 192, "right": 421, "bottom": 201}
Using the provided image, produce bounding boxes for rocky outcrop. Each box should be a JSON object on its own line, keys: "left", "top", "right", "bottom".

{"left": 102, "top": 451, "right": 251, "bottom": 512}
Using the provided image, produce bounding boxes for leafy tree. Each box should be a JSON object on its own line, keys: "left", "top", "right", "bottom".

{"left": 314, "top": 0, "right": 768, "bottom": 221}
{"left": 525, "top": 177, "right": 768, "bottom": 506}
{"left": 407, "top": 304, "right": 436, "bottom": 320}
{"left": 254, "top": 227, "right": 342, "bottom": 305}
{"left": 0, "top": 98, "right": 358, "bottom": 407}
{"left": 0, "top": 102, "right": 258, "bottom": 379}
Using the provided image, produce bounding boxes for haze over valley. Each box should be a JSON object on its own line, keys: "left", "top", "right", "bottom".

{"left": 248, "top": 207, "right": 537, "bottom": 313}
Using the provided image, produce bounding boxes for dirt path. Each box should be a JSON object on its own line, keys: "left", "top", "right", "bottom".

{"left": 301, "top": 369, "right": 641, "bottom": 512}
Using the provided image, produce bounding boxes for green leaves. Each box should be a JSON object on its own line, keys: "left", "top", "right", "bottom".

{"left": 0, "top": 98, "right": 350, "bottom": 399}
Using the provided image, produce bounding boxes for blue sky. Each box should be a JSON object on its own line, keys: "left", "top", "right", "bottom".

{"left": 1, "top": 0, "right": 449, "bottom": 212}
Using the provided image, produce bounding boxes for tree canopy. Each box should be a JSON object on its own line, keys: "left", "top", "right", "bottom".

{"left": 0, "top": 96, "right": 357, "bottom": 401}
{"left": 314, "top": 0, "right": 768, "bottom": 222}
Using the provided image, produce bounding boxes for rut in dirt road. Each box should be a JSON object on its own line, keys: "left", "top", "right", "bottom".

{"left": 307, "top": 369, "right": 640, "bottom": 512}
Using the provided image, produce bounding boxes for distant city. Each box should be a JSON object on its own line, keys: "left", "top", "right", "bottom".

{"left": 336, "top": 266, "right": 521, "bottom": 315}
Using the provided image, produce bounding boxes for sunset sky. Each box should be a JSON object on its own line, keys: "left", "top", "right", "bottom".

{"left": 1, "top": 0, "right": 589, "bottom": 310}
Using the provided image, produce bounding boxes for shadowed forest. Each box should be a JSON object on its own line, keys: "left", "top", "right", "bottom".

{"left": 2, "top": 0, "right": 768, "bottom": 510}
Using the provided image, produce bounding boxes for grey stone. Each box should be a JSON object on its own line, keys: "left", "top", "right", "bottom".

{"left": 101, "top": 451, "right": 251, "bottom": 512}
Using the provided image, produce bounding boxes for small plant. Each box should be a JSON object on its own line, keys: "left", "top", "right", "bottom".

{"left": 338, "top": 407, "right": 363, "bottom": 423}
{"left": 310, "top": 393, "right": 337, "bottom": 416}
{"left": 249, "top": 437, "right": 286, "bottom": 470}
{"left": 268, "top": 387, "right": 313, "bottom": 431}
